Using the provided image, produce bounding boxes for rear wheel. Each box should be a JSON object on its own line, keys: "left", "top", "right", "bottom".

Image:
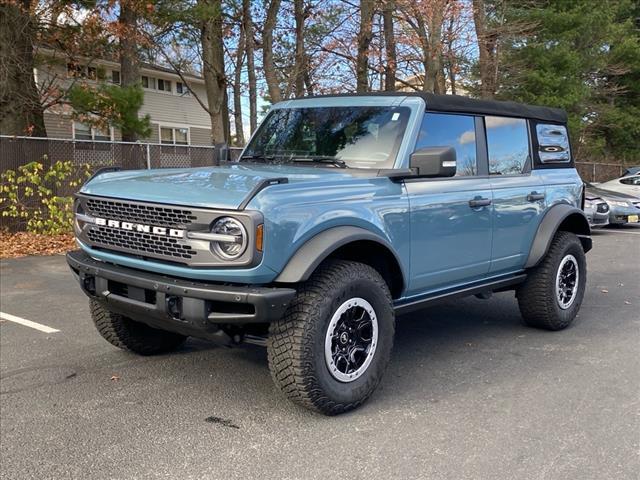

{"left": 90, "top": 300, "right": 187, "bottom": 355}
{"left": 517, "top": 231, "right": 587, "bottom": 330}
{"left": 267, "top": 260, "right": 395, "bottom": 415}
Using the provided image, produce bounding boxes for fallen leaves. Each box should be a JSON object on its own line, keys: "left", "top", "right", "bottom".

{"left": 0, "top": 231, "right": 76, "bottom": 259}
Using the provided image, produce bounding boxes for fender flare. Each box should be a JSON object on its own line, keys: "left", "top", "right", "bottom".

{"left": 525, "top": 204, "right": 591, "bottom": 268}
{"left": 274, "top": 226, "right": 406, "bottom": 285}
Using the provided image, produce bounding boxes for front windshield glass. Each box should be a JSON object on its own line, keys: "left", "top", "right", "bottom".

{"left": 241, "top": 106, "right": 411, "bottom": 169}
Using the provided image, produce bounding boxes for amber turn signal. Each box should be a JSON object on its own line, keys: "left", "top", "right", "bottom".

{"left": 256, "top": 224, "right": 264, "bottom": 252}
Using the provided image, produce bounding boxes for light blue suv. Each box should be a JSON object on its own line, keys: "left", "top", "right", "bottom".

{"left": 67, "top": 93, "right": 591, "bottom": 414}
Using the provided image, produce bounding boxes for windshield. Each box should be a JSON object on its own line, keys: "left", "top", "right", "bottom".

{"left": 241, "top": 106, "right": 410, "bottom": 169}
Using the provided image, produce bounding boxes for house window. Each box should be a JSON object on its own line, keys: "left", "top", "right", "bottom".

{"left": 111, "top": 70, "right": 120, "bottom": 84}
{"left": 67, "top": 63, "right": 84, "bottom": 78}
{"left": 87, "top": 66, "right": 97, "bottom": 80}
{"left": 74, "top": 122, "right": 112, "bottom": 141}
{"left": 157, "top": 78, "right": 172, "bottom": 92}
{"left": 74, "top": 122, "right": 92, "bottom": 140}
{"left": 176, "top": 82, "right": 190, "bottom": 95}
{"left": 160, "top": 126, "right": 189, "bottom": 145}
{"left": 142, "top": 76, "right": 155, "bottom": 89}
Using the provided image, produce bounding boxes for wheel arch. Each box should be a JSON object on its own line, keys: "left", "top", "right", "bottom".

{"left": 274, "top": 226, "right": 406, "bottom": 299}
{"left": 525, "top": 204, "right": 592, "bottom": 269}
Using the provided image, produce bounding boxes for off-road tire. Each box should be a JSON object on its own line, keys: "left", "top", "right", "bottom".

{"left": 90, "top": 300, "right": 186, "bottom": 355}
{"left": 517, "top": 231, "right": 587, "bottom": 330}
{"left": 267, "top": 260, "right": 395, "bottom": 415}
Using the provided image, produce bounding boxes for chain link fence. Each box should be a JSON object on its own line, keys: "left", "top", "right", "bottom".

{"left": 575, "top": 162, "right": 629, "bottom": 183}
{"left": 1, "top": 135, "right": 242, "bottom": 232}
{"left": 0, "top": 135, "right": 242, "bottom": 173}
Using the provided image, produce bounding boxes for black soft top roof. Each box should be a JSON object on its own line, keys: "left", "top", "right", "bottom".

{"left": 301, "top": 92, "right": 568, "bottom": 124}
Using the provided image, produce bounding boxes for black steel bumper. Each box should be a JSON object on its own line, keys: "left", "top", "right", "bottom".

{"left": 66, "top": 250, "right": 296, "bottom": 339}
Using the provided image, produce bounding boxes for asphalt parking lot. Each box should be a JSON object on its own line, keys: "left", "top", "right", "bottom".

{"left": 1, "top": 226, "right": 639, "bottom": 480}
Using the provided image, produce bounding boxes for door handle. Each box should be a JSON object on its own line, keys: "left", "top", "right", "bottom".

{"left": 468, "top": 197, "right": 492, "bottom": 208}
{"left": 527, "top": 192, "right": 545, "bottom": 202}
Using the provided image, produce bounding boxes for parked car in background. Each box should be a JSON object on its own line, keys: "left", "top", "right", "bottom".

{"left": 585, "top": 183, "right": 639, "bottom": 225}
{"left": 623, "top": 166, "right": 640, "bottom": 176}
{"left": 597, "top": 174, "right": 640, "bottom": 197}
{"left": 583, "top": 195, "right": 610, "bottom": 228}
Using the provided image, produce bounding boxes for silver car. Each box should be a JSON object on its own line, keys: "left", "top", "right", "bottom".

{"left": 586, "top": 183, "right": 640, "bottom": 225}
{"left": 583, "top": 195, "right": 610, "bottom": 228}
{"left": 597, "top": 174, "right": 640, "bottom": 197}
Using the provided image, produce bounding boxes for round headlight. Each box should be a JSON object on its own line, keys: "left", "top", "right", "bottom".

{"left": 211, "top": 217, "right": 247, "bottom": 259}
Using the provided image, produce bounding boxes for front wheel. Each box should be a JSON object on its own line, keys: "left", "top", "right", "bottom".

{"left": 267, "top": 260, "right": 395, "bottom": 415}
{"left": 517, "top": 231, "right": 587, "bottom": 330}
{"left": 90, "top": 300, "right": 187, "bottom": 355}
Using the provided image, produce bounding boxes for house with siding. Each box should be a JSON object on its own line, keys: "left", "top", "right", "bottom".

{"left": 35, "top": 50, "right": 213, "bottom": 146}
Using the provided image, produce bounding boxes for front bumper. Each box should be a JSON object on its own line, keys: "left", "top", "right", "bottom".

{"left": 67, "top": 250, "right": 296, "bottom": 339}
{"left": 608, "top": 205, "right": 639, "bottom": 224}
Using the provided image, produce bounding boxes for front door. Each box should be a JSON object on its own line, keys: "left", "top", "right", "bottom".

{"left": 405, "top": 112, "right": 493, "bottom": 296}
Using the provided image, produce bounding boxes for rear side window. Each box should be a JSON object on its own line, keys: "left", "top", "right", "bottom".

{"left": 486, "top": 116, "right": 530, "bottom": 175}
{"left": 536, "top": 124, "right": 570, "bottom": 163}
{"left": 415, "top": 113, "right": 477, "bottom": 176}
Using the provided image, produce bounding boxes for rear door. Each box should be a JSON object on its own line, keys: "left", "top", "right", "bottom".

{"left": 485, "top": 116, "right": 546, "bottom": 274}
{"left": 405, "top": 112, "right": 493, "bottom": 296}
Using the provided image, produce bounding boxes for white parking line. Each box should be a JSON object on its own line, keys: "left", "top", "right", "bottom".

{"left": 595, "top": 229, "right": 640, "bottom": 235}
{"left": 0, "top": 312, "right": 60, "bottom": 334}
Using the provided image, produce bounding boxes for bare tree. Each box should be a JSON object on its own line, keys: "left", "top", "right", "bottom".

{"left": 0, "top": 0, "right": 46, "bottom": 136}
{"left": 382, "top": 0, "right": 397, "bottom": 91}
{"left": 200, "top": 0, "right": 227, "bottom": 144}
{"left": 472, "top": 0, "right": 500, "bottom": 98}
{"left": 119, "top": 0, "right": 142, "bottom": 141}
{"left": 356, "top": 0, "right": 375, "bottom": 92}
{"left": 233, "top": 21, "right": 246, "bottom": 145}
{"left": 293, "top": 0, "right": 307, "bottom": 97}
{"left": 242, "top": 0, "right": 257, "bottom": 132}
{"left": 263, "top": 0, "right": 282, "bottom": 103}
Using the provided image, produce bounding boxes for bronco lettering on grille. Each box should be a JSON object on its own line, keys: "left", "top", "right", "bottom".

{"left": 94, "top": 217, "right": 185, "bottom": 238}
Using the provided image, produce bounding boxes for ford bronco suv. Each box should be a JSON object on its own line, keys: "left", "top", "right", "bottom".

{"left": 67, "top": 93, "right": 591, "bottom": 415}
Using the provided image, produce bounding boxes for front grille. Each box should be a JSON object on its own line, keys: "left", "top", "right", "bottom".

{"left": 85, "top": 198, "right": 197, "bottom": 228}
{"left": 87, "top": 226, "right": 196, "bottom": 259}
{"left": 596, "top": 203, "right": 609, "bottom": 213}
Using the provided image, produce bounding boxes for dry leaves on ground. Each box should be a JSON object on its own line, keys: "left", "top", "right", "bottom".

{"left": 0, "top": 231, "right": 76, "bottom": 259}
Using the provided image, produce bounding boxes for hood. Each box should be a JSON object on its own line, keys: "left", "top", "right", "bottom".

{"left": 586, "top": 185, "right": 639, "bottom": 202}
{"left": 81, "top": 163, "right": 371, "bottom": 209}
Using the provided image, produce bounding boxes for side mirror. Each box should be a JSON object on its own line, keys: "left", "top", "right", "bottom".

{"left": 410, "top": 146, "right": 457, "bottom": 177}
{"left": 214, "top": 143, "right": 229, "bottom": 164}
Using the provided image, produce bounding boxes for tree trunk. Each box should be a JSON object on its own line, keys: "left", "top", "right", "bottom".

{"left": 382, "top": 0, "right": 397, "bottom": 91}
{"left": 0, "top": 0, "right": 46, "bottom": 136}
{"left": 445, "top": 15, "right": 457, "bottom": 95}
{"left": 119, "top": 1, "right": 141, "bottom": 141}
{"left": 356, "top": 0, "right": 375, "bottom": 92}
{"left": 200, "top": 0, "right": 227, "bottom": 145}
{"left": 293, "top": 0, "right": 306, "bottom": 97}
{"left": 263, "top": 0, "right": 282, "bottom": 103}
{"left": 472, "top": 0, "right": 497, "bottom": 99}
{"left": 424, "top": 4, "right": 445, "bottom": 94}
{"left": 233, "top": 27, "right": 245, "bottom": 146}
{"left": 242, "top": 0, "right": 257, "bottom": 133}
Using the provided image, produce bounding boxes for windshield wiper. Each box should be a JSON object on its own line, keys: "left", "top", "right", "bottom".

{"left": 291, "top": 156, "right": 348, "bottom": 169}
{"left": 239, "top": 153, "right": 276, "bottom": 163}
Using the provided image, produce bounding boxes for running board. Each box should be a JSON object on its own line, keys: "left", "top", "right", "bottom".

{"left": 394, "top": 274, "right": 527, "bottom": 315}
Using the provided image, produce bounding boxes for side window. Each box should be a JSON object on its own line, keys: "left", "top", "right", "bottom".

{"left": 620, "top": 176, "right": 640, "bottom": 185}
{"left": 415, "top": 113, "right": 477, "bottom": 176}
{"left": 536, "top": 123, "right": 570, "bottom": 163}
{"left": 486, "top": 116, "right": 530, "bottom": 175}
